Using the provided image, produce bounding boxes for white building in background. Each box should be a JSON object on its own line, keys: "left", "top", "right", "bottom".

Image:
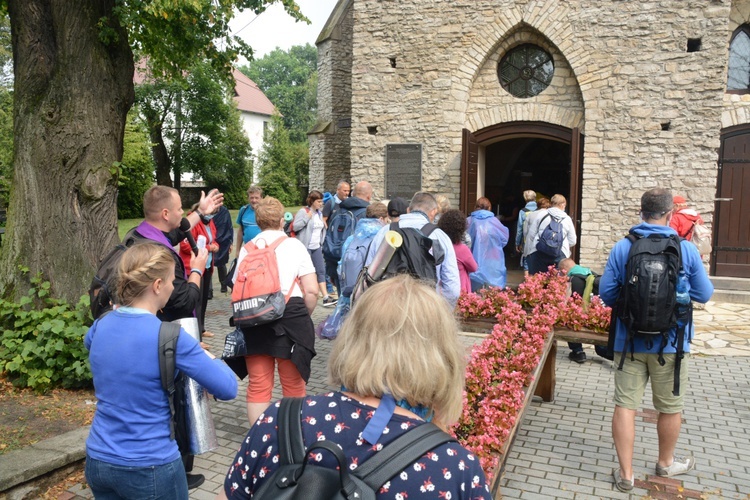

{"left": 232, "top": 69, "right": 277, "bottom": 184}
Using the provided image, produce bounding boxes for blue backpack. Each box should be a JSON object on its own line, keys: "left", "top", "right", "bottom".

{"left": 323, "top": 207, "right": 364, "bottom": 261}
{"left": 535, "top": 213, "right": 565, "bottom": 258}
{"left": 339, "top": 233, "right": 375, "bottom": 297}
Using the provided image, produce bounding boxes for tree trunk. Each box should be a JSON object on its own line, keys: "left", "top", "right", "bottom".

{"left": 1, "top": 1, "right": 134, "bottom": 303}
{"left": 150, "top": 123, "right": 173, "bottom": 187}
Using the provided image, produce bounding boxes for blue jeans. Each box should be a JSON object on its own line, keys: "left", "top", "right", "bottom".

{"left": 85, "top": 455, "right": 188, "bottom": 500}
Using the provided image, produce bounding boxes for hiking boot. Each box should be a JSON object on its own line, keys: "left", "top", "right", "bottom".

{"left": 220, "top": 286, "right": 228, "bottom": 293}
{"left": 186, "top": 473, "right": 205, "bottom": 489}
{"left": 612, "top": 469, "right": 633, "bottom": 492}
{"left": 322, "top": 296, "right": 337, "bottom": 307}
{"left": 568, "top": 350, "right": 587, "bottom": 364}
{"left": 656, "top": 455, "right": 695, "bottom": 477}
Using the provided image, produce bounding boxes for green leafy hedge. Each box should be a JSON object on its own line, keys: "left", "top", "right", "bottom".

{"left": 0, "top": 270, "right": 93, "bottom": 392}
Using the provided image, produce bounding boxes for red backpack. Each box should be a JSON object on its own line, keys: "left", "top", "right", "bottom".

{"left": 231, "top": 236, "right": 297, "bottom": 328}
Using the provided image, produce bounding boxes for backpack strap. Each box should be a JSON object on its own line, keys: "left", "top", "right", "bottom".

{"left": 158, "top": 322, "right": 181, "bottom": 440}
{"left": 277, "top": 397, "right": 306, "bottom": 466}
{"left": 617, "top": 233, "right": 639, "bottom": 371}
{"left": 239, "top": 205, "right": 248, "bottom": 221}
{"left": 354, "top": 422, "right": 455, "bottom": 489}
{"left": 421, "top": 223, "right": 437, "bottom": 237}
{"left": 536, "top": 212, "right": 551, "bottom": 232}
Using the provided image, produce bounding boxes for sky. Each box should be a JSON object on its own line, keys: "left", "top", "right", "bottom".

{"left": 229, "top": 0, "right": 340, "bottom": 61}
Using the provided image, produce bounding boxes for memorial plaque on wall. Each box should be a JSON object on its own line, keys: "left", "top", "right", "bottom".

{"left": 385, "top": 144, "right": 422, "bottom": 200}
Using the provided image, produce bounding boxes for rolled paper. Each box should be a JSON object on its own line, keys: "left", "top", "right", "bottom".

{"left": 172, "top": 317, "right": 219, "bottom": 455}
{"left": 368, "top": 230, "right": 403, "bottom": 281}
{"left": 352, "top": 230, "right": 403, "bottom": 302}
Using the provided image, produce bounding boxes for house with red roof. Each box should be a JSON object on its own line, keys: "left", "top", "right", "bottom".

{"left": 134, "top": 62, "right": 276, "bottom": 185}
{"left": 232, "top": 68, "right": 277, "bottom": 183}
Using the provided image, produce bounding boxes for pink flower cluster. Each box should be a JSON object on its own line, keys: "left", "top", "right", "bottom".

{"left": 456, "top": 268, "right": 612, "bottom": 333}
{"left": 452, "top": 269, "right": 612, "bottom": 478}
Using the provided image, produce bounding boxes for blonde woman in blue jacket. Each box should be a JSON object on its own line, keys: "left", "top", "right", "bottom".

{"left": 85, "top": 243, "right": 237, "bottom": 499}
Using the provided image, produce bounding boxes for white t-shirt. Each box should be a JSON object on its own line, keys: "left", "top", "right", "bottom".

{"left": 233, "top": 230, "right": 315, "bottom": 298}
{"left": 308, "top": 212, "right": 325, "bottom": 250}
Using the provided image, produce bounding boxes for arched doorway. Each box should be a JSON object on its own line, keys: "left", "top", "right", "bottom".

{"left": 461, "top": 122, "right": 584, "bottom": 263}
{"left": 714, "top": 125, "right": 750, "bottom": 278}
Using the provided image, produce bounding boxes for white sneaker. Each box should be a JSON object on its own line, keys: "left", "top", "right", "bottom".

{"left": 656, "top": 455, "right": 695, "bottom": 477}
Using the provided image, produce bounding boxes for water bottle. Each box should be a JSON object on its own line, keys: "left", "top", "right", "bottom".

{"left": 196, "top": 235, "right": 207, "bottom": 250}
{"left": 676, "top": 270, "right": 690, "bottom": 305}
{"left": 284, "top": 211, "right": 294, "bottom": 222}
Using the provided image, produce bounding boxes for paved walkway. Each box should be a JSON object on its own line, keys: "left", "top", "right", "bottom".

{"left": 63, "top": 290, "right": 750, "bottom": 499}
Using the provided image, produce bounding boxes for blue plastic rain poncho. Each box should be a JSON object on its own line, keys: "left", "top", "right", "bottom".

{"left": 337, "top": 217, "right": 386, "bottom": 297}
{"left": 467, "top": 209, "right": 509, "bottom": 290}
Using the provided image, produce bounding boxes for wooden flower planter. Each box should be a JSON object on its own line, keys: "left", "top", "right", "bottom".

{"left": 487, "top": 330, "right": 555, "bottom": 499}
{"left": 458, "top": 318, "right": 608, "bottom": 498}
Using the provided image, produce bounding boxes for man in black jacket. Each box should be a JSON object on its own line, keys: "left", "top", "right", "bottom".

{"left": 129, "top": 185, "right": 222, "bottom": 489}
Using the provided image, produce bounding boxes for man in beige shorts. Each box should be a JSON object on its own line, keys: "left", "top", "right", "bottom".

{"left": 599, "top": 188, "right": 714, "bottom": 493}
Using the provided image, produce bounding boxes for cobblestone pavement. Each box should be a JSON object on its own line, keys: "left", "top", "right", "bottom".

{"left": 64, "top": 287, "right": 750, "bottom": 499}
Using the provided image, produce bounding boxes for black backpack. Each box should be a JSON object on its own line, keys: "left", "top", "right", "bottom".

{"left": 615, "top": 232, "right": 691, "bottom": 395}
{"left": 252, "top": 397, "right": 455, "bottom": 500}
{"left": 89, "top": 231, "right": 138, "bottom": 319}
{"left": 158, "top": 322, "right": 190, "bottom": 453}
{"left": 381, "top": 222, "right": 442, "bottom": 282}
{"left": 535, "top": 213, "right": 565, "bottom": 258}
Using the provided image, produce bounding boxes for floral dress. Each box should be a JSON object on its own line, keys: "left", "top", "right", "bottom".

{"left": 224, "top": 391, "right": 491, "bottom": 499}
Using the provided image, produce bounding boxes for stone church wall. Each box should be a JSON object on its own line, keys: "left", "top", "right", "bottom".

{"left": 309, "top": 2, "right": 354, "bottom": 192}
{"left": 313, "top": 0, "right": 738, "bottom": 268}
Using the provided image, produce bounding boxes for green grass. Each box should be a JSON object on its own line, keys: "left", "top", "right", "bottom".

{"left": 117, "top": 207, "right": 303, "bottom": 240}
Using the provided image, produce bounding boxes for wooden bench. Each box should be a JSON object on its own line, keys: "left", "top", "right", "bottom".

{"left": 533, "top": 329, "right": 608, "bottom": 403}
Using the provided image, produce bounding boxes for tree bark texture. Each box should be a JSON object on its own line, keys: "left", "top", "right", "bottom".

{"left": 2, "top": 0, "right": 134, "bottom": 303}
{"left": 149, "top": 123, "right": 173, "bottom": 187}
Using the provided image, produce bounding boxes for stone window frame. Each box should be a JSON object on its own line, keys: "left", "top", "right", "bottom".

{"left": 727, "top": 24, "right": 750, "bottom": 94}
{"left": 497, "top": 43, "right": 555, "bottom": 99}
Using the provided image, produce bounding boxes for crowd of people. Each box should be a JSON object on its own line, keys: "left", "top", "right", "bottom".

{"left": 83, "top": 181, "right": 712, "bottom": 498}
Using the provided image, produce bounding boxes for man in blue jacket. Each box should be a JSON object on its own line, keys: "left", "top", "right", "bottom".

{"left": 600, "top": 188, "right": 713, "bottom": 493}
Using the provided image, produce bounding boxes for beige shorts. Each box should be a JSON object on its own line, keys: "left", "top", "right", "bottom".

{"left": 613, "top": 352, "right": 689, "bottom": 414}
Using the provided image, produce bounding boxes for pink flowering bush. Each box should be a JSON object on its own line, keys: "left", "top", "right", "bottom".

{"left": 456, "top": 268, "right": 612, "bottom": 333}
{"left": 453, "top": 269, "right": 612, "bottom": 478}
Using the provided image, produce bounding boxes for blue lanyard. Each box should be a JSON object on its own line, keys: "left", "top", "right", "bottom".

{"left": 362, "top": 393, "right": 396, "bottom": 445}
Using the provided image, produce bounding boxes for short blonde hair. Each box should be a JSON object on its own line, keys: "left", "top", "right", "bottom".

{"left": 117, "top": 244, "right": 175, "bottom": 306}
{"left": 523, "top": 190, "right": 536, "bottom": 202}
{"left": 143, "top": 186, "right": 178, "bottom": 220}
{"left": 435, "top": 194, "right": 451, "bottom": 214}
{"left": 328, "top": 275, "right": 466, "bottom": 427}
{"left": 254, "top": 197, "right": 284, "bottom": 230}
{"left": 551, "top": 194, "right": 567, "bottom": 207}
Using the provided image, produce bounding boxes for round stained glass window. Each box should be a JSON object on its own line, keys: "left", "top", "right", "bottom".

{"left": 498, "top": 44, "right": 554, "bottom": 98}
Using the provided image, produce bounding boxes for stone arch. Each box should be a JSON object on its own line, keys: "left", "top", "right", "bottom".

{"left": 455, "top": 2, "right": 592, "bottom": 94}
{"left": 467, "top": 103, "right": 584, "bottom": 132}
{"left": 723, "top": 1, "right": 750, "bottom": 128}
{"left": 464, "top": 23, "right": 585, "bottom": 131}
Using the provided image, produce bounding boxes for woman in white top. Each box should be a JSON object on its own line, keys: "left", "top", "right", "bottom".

{"left": 233, "top": 196, "right": 319, "bottom": 425}
{"left": 292, "top": 190, "right": 332, "bottom": 305}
